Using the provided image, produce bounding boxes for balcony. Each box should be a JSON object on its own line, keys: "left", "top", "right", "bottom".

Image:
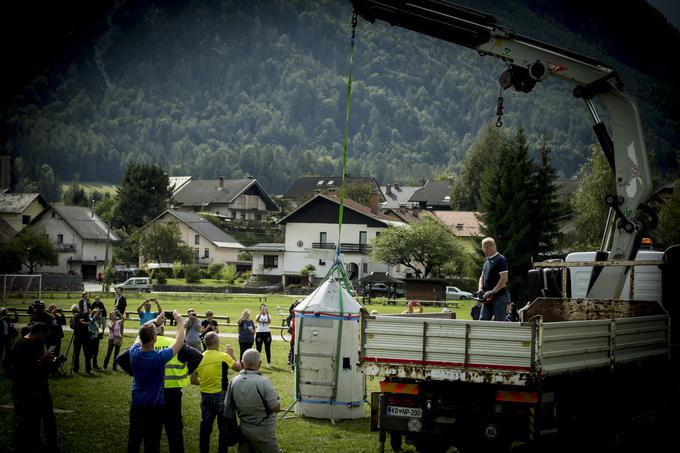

{"left": 312, "top": 242, "right": 336, "bottom": 250}
{"left": 339, "top": 243, "right": 371, "bottom": 254}
{"left": 54, "top": 243, "right": 76, "bottom": 253}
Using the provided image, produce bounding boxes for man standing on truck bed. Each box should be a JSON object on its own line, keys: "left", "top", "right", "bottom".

{"left": 478, "top": 237, "right": 510, "bottom": 321}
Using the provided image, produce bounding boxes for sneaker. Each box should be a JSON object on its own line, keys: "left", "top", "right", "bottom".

{"left": 266, "top": 363, "right": 271, "bottom": 368}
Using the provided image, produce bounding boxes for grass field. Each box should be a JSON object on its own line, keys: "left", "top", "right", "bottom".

{"left": 0, "top": 293, "right": 475, "bottom": 452}
{"left": 60, "top": 181, "right": 118, "bottom": 197}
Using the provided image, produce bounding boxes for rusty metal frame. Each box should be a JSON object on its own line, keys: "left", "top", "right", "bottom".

{"left": 532, "top": 259, "right": 664, "bottom": 299}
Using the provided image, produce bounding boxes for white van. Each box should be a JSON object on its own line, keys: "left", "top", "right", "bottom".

{"left": 565, "top": 250, "right": 663, "bottom": 303}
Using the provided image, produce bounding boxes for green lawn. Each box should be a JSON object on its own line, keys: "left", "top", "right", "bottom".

{"left": 1, "top": 293, "right": 475, "bottom": 452}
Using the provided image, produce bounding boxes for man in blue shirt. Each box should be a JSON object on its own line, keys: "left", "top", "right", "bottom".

{"left": 136, "top": 298, "right": 162, "bottom": 325}
{"left": 478, "top": 237, "right": 510, "bottom": 322}
{"left": 127, "top": 310, "right": 184, "bottom": 453}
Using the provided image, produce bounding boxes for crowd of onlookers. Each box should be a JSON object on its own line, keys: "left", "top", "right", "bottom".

{"left": 0, "top": 289, "right": 300, "bottom": 453}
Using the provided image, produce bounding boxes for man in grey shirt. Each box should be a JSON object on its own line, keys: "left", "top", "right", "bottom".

{"left": 184, "top": 309, "right": 202, "bottom": 351}
{"left": 224, "top": 348, "right": 280, "bottom": 452}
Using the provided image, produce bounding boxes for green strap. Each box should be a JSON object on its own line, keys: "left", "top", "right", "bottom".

{"left": 337, "top": 12, "right": 357, "bottom": 254}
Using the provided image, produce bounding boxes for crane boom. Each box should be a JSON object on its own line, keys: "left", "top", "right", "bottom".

{"left": 351, "top": 0, "right": 654, "bottom": 299}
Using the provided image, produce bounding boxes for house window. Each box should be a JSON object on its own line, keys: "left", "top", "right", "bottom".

{"left": 319, "top": 232, "right": 327, "bottom": 244}
{"left": 326, "top": 180, "right": 334, "bottom": 185}
{"left": 195, "top": 234, "right": 200, "bottom": 245}
{"left": 22, "top": 215, "right": 30, "bottom": 225}
{"left": 57, "top": 234, "right": 64, "bottom": 244}
{"left": 456, "top": 223, "right": 464, "bottom": 230}
{"left": 204, "top": 248, "right": 209, "bottom": 259}
{"left": 376, "top": 231, "right": 380, "bottom": 237}
{"left": 255, "top": 213, "right": 262, "bottom": 222}
{"left": 359, "top": 231, "right": 367, "bottom": 244}
{"left": 194, "top": 248, "right": 199, "bottom": 259}
{"left": 362, "top": 263, "right": 368, "bottom": 273}
{"left": 263, "top": 255, "right": 278, "bottom": 269}
{"left": 231, "top": 211, "right": 236, "bottom": 220}
{"left": 317, "top": 180, "right": 325, "bottom": 185}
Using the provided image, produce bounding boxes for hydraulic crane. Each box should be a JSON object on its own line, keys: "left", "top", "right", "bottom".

{"left": 350, "top": 0, "right": 655, "bottom": 299}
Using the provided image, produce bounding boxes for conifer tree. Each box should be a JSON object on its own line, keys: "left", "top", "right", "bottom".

{"left": 478, "top": 128, "right": 535, "bottom": 301}
{"left": 529, "top": 135, "right": 563, "bottom": 259}
{"left": 112, "top": 163, "right": 171, "bottom": 230}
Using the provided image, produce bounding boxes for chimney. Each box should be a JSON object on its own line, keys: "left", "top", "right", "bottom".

{"left": 385, "top": 184, "right": 391, "bottom": 195}
{"left": 218, "top": 176, "right": 225, "bottom": 189}
{"left": 370, "top": 188, "right": 379, "bottom": 215}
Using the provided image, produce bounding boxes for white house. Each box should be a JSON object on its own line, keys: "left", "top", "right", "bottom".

{"left": 247, "top": 194, "right": 408, "bottom": 287}
{"left": 170, "top": 176, "right": 278, "bottom": 222}
{"left": 31, "top": 205, "right": 119, "bottom": 279}
{"left": 139, "top": 210, "right": 244, "bottom": 267}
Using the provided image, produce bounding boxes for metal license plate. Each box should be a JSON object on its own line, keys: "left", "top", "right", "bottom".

{"left": 386, "top": 405, "right": 422, "bottom": 418}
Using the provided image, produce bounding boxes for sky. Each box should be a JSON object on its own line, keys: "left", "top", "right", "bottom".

{"left": 648, "top": 0, "right": 680, "bottom": 30}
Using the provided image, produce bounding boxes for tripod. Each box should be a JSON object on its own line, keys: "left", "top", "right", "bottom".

{"left": 56, "top": 333, "right": 75, "bottom": 376}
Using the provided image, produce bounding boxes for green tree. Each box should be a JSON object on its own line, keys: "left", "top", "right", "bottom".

{"left": 478, "top": 128, "right": 536, "bottom": 300}
{"left": 656, "top": 154, "right": 680, "bottom": 246}
{"left": 6, "top": 226, "right": 58, "bottom": 273}
{"left": 36, "top": 164, "right": 61, "bottom": 202}
{"left": 221, "top": 264, "right": 238, "bottom": 284}
{"left": 529, "top": 135, "right": 564, "bottom": 258}
{"left": 138, "top": 222, "right": 194, "bottom": 265}
{"left": 112, "top": 163, "right": 171, "bottom": 230}
{"left": 63, "top": 175, "right": 88, "bottom": 206}
{"left": 185, "top": 264, "right": 201, "bottom": 284}
{"left": 451, "top": 123, "right": 505, "bottom": 211}
{"left": 567, "top": 145, "right": 616, "bottom": 250}
{"left": 371, "top": 217, "right": 465, "bottom": 279}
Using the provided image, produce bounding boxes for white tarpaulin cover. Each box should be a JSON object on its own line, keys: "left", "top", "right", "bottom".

{"left": 293, "top": 277, "right": 365, "bottom": 420}
{"left": 295, "top": 278, "right": 363, "bottom": 315}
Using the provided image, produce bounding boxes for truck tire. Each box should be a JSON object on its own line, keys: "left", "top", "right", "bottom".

{"left": 389, "top": 432, "right": 402, "bottom": 452}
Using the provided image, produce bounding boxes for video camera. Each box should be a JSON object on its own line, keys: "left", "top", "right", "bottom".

{"left": 27, "top": 300, "right": 46, "bottom": 316}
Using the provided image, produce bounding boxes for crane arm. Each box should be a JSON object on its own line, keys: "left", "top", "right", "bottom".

{"left": 351, "top": 0, "right": 654, "bottom": 299}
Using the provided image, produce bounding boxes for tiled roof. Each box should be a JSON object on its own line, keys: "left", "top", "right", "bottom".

{"left": 173, "top": 178, "right": 278, "bottom": 211}
{"left": 51, "top": 205, "right": 119, "bottom": 241}
{"left": 283, "top": 176, "right": 385, "bottom": 200}
{"left": 408, "top": 180, "right": 454, "bottom": 207}
{"left": 0, "top": 193, "right": 45, "bottom": 213}
{"left": 161, "top": 211, "right": 242, "bottom": 248}
{"left": 432, "top": 211, "right": 482, "bottom": 237}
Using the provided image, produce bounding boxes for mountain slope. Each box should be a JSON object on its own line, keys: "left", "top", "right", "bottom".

{"left": 1, "top": 0, "right": 678, "bottom": 194}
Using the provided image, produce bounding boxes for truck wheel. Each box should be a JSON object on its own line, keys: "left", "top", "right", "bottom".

{"left": 389, "top": 432, "right": 402, "bottom": 452}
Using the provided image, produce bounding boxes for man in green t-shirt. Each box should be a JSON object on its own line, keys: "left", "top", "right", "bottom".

{"left": 190, "top": 332, "right": 242, "bottom": 453}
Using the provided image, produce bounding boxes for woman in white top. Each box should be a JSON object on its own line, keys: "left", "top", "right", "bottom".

{"left": 255, "top": 304, "right": 273, "bottom": 367}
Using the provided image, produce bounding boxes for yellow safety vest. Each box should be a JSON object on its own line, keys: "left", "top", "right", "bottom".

{"left": 154, "top": 335, "right": 189, "bottom": 388}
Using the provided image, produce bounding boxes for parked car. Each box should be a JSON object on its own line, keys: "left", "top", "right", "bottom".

{"left": 445, "top": 286, "right": 472, "bottom": 299}
{"left": 365, "top": 283, "right": 405, "bottom": 298}
{"left": 113, "top": 268, "right": 141, "bottom": 283}
{"left": 114, "top": 277, "right": 152, "bottom": 292}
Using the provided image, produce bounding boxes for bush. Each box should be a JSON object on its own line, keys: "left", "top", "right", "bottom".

{"left": 199, "top": 268, "right": 210, "bottom": 279}
{"left": 137, "top": 269, "right": 149, "bottom": 277}
{"left": 208, "top": 262, "right": 225, "bottom": 280}
{"left": 172, "top": 261, "right": 184, "bottom": 279}
{"left": 155, "top": 272, "right": 167, "bottom": 284}
{"left": 221, "top": 264, "right": 237, "bottom": 284}
{"left": 184, "top": 264, "right": 201, "bottom": 284}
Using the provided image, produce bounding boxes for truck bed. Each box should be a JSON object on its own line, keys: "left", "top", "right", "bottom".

{"left": 360, "top": 299, "right": 669, "bottom": 386}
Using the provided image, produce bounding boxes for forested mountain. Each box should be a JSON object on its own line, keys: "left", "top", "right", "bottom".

{"left": 1, "top": 0, "right": 678, "bottom": 196}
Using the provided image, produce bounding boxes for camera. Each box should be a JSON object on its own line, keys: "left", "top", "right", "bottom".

{"left": 27, "top": 300, "right": 46, "bottom": 316}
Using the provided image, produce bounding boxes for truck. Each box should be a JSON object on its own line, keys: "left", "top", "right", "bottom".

{"left": 349, "top": 1, "right": 675, "bottom": 451}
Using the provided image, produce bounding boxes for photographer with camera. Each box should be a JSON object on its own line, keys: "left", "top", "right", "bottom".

{"left": 103, "top": 311, "right": 124, "bottom": 371}
{"left": 88, "top": 308, "right": 103, "bottom": 371}
{"left": 5, "top": 322, "right": 59, "bottom": 452}
{"left": 45, "top": 304, "right": 66, "bottom": 358}
{"left": 137, "top": 298, "right": 162, "bottom": 325}
{"left": 1, "top": 307, "right": 19, "bottom": 367}
{"left": 184, "top": 309, "right": 202, "bottom": 351}
{"left": 70, "top": 305, "right": 93, "bottom": 374}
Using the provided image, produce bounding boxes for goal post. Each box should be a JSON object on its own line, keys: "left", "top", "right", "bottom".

{"left": 1, "top": 274, "right": 42, "bottom": 305}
